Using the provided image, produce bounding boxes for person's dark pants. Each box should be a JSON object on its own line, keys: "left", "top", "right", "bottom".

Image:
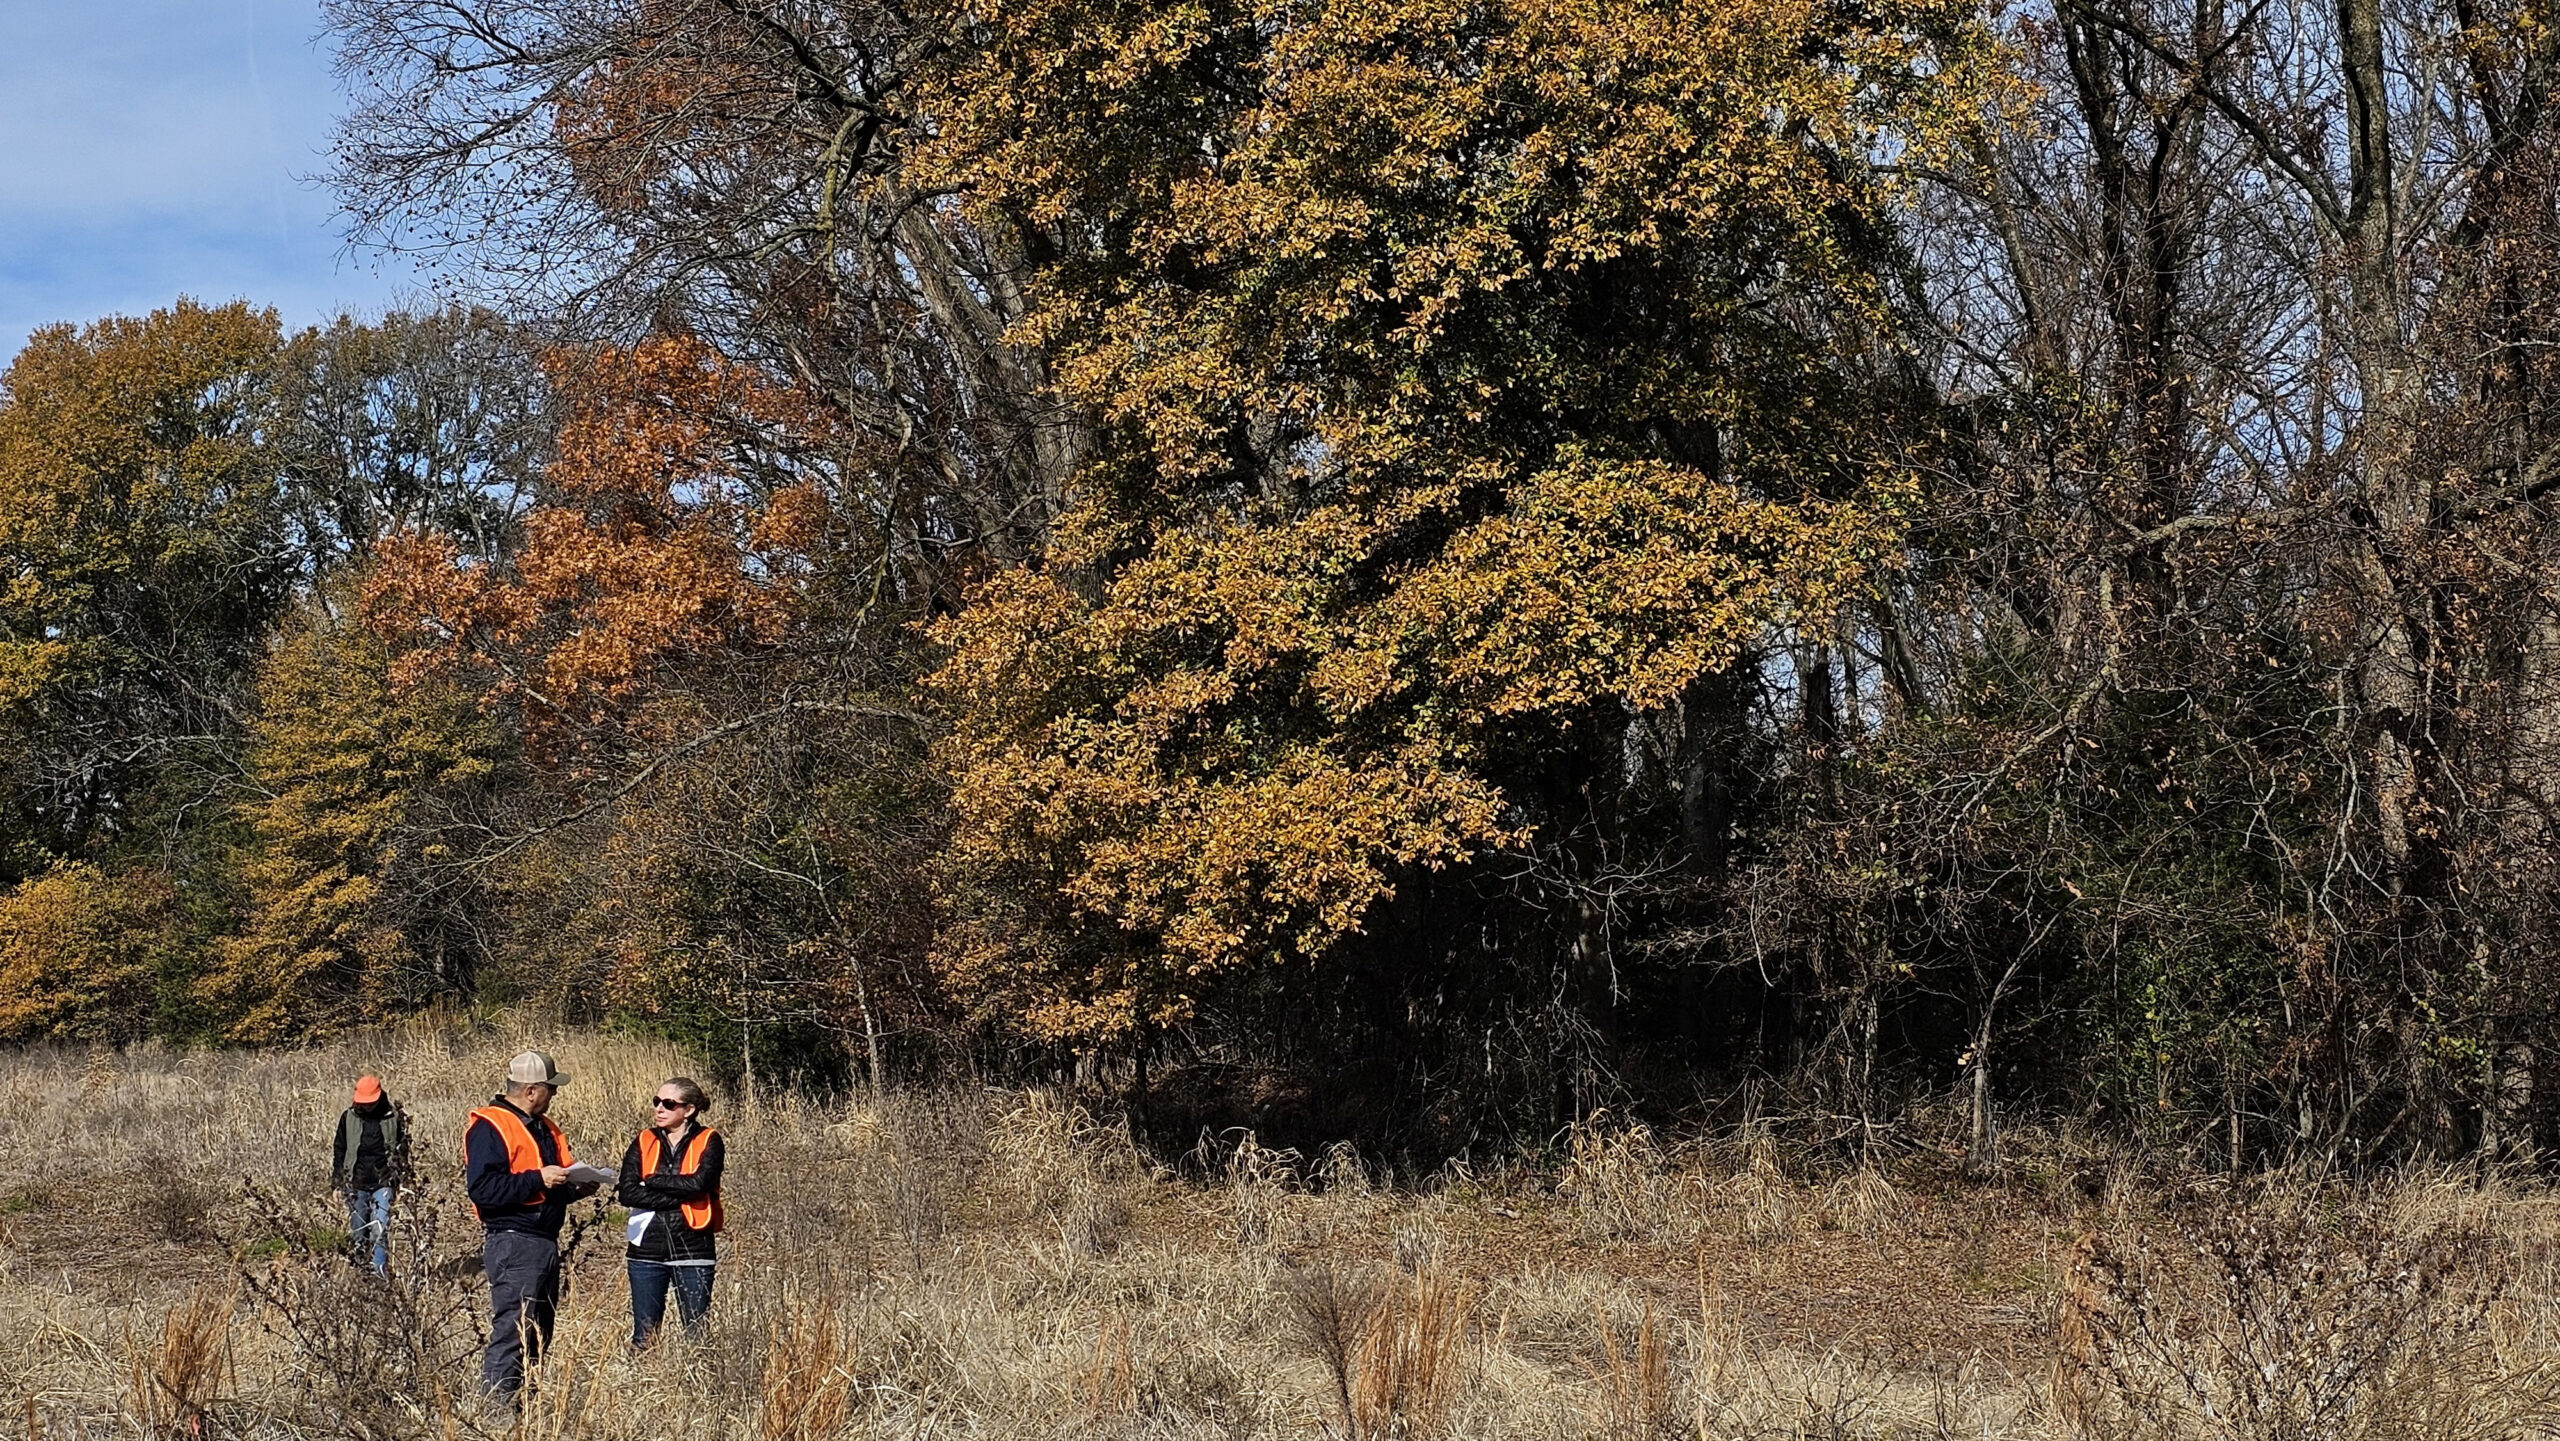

{"left": 628, "top": 1260, "right": 715, "bottom": 1346}
{"left": 481, "top": 1232, "right": 561, "bottom": 1399}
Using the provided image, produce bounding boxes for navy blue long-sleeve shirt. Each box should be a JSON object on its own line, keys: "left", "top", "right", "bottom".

{"left": 464, "top": 1095, "right": 595, "bottom": 1238}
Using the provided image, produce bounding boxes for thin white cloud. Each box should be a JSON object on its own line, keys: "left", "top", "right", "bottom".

{"left": 0, "top": 0, "right": 399, "bottom": 348}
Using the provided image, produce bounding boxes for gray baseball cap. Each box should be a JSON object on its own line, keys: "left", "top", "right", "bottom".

{"left": 506, "top": 1050, "right": 570, "bottom": 1087}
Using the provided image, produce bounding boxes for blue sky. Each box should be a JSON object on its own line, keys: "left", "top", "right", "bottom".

{"left": 0, "top": 0, "right": 408, "bottom": 354}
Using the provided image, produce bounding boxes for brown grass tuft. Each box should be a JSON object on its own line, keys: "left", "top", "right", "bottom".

{"left": 123, "top": 1282, "right": 233, "bottom": 1439}
{"left": 1558, "top": 1114, "right": 1690, "bottom": 1245}
{"left": 758, "top": 1303, "right": 854, "bottom": 1441}
{"left": 1223, "top": 1131, "right": 1301, "bottom": 1248}
{"left": 1349, "top": 1262, "right": 1474, "bottom": 1440}
{"left": 1589, "top": 1296, "right": 1672, "bottom": 1440}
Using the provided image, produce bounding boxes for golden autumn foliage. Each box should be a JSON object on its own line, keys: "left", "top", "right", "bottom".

{"left": 0, "top": 299, "right": 282, "bottom": 671}
{"left": 921, "top": 0, "right": 1992, "bottom": 1039}
{"left": 0, "top": 300, "right": 289, "bottom": 854}
{"left": 0, "top": 863, "right": 182, "bottom": 1043}
{"left": 208, "top": 598, "right": 507, "bottom": 1041}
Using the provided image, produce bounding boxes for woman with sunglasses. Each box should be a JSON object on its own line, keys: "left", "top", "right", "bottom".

{"left": 615, "top": 1077, "right": 725, "bottom": 1345}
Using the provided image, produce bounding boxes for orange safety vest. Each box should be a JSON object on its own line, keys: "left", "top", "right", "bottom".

{"left": 465, "top": 1105, "right": 573, "bottom": 1217}
{"left": 637, "top": 1125, "right": 723, "bottom": 1233}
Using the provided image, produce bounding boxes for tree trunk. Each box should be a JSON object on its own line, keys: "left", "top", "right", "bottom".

{"left": 850, "top": 950, "right": 883, "bottom": 1092}
{"left": 1966, "top": 954, "right": 2028, "bottom": 1177}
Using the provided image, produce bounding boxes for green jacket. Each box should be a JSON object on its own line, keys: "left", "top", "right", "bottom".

{"left": 333, "top": 1103, "right": 408, "bottom": 1189}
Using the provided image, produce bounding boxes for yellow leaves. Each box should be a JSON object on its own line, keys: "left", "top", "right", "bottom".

{"left": 931, "top": 457, "right": 1899, "bottom": 1037}
{"left": 955, "top": 0, "right": 1983, "bottom": 429}
{"left": 1070, "top": 742, "right": 1510, "bottom": 958}
{"left": 1369, "top": 451, "right": 1893, "bottom": 716}
{"left": 936, "top": 698, "right": 1514, "bottom": 1035}
{"left": 0, "top": 299, "right": 292, "bottom": 849}
{"left": 0, "top": 639, "right": 87, "bottom": 715}
{"left": 0, "top": 863, "right": 177, "bottom": 1044}
{"left": 919, "top": 0, "right": 1987, "bottom": 1039}
{"left": 1090, "top": 4, "right": 1220, "bottom": 89}
{"left": 0, "top": 299, "right": 285, "bottom": 643}
{"left": 928, "top": 567, "right": 1094, "bottom": 724}
{"left": 0, "top": 301, "right": 278, "bottom": 523}
{"left": 213, "top": 597, "right": 502, "bottom": 1041}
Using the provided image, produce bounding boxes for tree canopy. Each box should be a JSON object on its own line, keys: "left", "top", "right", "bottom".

{"left": 13, "top": 0, "right": 2560, "bottom": 1169}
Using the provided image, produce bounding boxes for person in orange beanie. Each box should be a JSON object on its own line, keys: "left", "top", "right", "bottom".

{"left": 330, "top": 1074, "right": 407, "bottom": 1275}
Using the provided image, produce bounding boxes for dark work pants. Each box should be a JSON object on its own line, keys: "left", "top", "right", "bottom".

{"left": 481, "top": 1232, "right": 561, "bottom": 1399}
{"left": 627, "top": 1260, "right": 715, "bottom": 1346}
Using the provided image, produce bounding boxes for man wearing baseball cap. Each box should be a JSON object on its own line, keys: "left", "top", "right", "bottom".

{"left": 464, "top": 1050, "right": 599, "bottom": 1401}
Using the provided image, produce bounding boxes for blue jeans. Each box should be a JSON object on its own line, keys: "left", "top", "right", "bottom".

{"left": 627, "top": 1260, "right": 714, "bottom": 1346}
{"left": 343, "top": 1186, "right": 393, "bottom": 1274}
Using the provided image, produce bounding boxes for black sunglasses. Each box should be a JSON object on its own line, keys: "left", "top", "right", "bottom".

{"left": 651, "top": 1097, "right": 690, "bottom": 1108}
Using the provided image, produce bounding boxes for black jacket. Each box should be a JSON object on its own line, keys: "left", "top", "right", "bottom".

{"left": 617, "top": 1125, "right": 724, "bottom": 1263}
{"left": 464, "top": 1096, "right": 596, "bottom": 1238}
{"left": 332, "top": 1100, "right": 407, "bottom": 1190}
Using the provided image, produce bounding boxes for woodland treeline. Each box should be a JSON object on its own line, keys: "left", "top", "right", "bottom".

{"left": 4, "top": 0, "right": 2557, "bottom": 1169}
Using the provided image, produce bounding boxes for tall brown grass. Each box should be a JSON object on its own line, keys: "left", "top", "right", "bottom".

{"left": 1348, "top": 1263, "right": 1474, "bottom": 1439}
{"left": 122, "top": 1283, "right": 231, "bottom": 1438}
{"left": 759, "top": 1306, "right": 853, "bottom": 1441}
{"left": 1587, "top": 1297, "right": 1669, "bottom": 1440}
{"left": 8, "top": 1027, "right": 2560, "bottom": 1438}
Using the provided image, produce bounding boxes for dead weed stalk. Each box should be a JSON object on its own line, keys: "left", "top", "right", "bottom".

{"left": 2060, "top": 1195, "right": 2540, "bottom": 1441}
{"left": 226, "top": 1177, "right": 486, "bottom": 1440}
{"left": 1084, "top": 1311, "right": 1139, "bottom": 1417}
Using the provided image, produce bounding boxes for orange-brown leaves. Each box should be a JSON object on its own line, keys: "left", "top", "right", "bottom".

{"left": 551, "top": 0, "right": 790, "bottom": 219}
{"left": 365, "top": 336, "right": 834, "bottom": 745}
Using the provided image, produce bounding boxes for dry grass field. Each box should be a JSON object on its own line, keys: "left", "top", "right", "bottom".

{"left": 6, "top": 1022, "right": 2560, "bottom": 1440}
